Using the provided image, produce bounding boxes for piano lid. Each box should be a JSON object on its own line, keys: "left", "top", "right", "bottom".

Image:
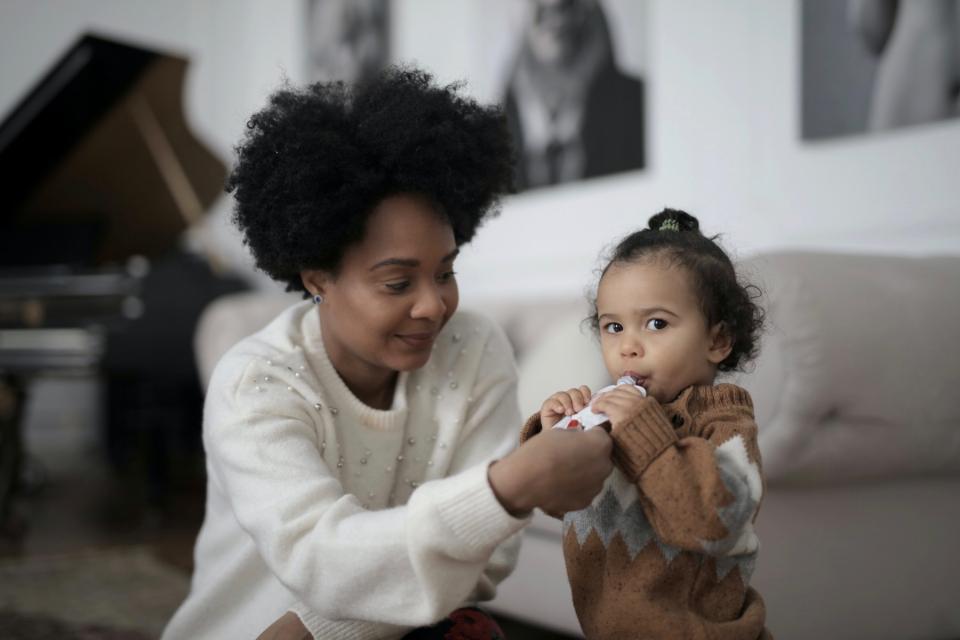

{"left": 0, "top": 33, "right": 227, "bottom": 264}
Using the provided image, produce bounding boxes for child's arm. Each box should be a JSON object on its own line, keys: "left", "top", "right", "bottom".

{"left": 592, "top": 383, "right": 763, "bottom": 557}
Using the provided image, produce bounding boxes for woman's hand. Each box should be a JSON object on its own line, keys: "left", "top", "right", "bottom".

{"left": 539, "top": 385, "right": 593, "bottom": 429}
{"left": 488, "top": 427, "right": 613, "bottom": 517}
{"left": 256, "top": 611, "right": 311, "bottom": 640}
{"left": 590, "top": 384, "right": 649, "bottom": 430}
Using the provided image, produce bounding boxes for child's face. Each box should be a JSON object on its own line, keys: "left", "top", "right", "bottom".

{"left": 595, "top": 259, "right": 731, "bottom": 404}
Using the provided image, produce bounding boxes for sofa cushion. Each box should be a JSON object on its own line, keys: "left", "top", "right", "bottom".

{"left": 734, "top": 252, "right": 960, "bottom": 484}
{"left": 194, "top": 291, "right": 300, "bottom": 389}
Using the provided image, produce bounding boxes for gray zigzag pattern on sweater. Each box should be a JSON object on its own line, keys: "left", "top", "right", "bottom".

{"left": 564, "top": 487, "right": 757, "bottom": 583}
{"left": 564, "top": 489, "right": 678, "bottom": 562}
{"left": 698, "top": 454, "right": 757, "bottom": 558}
{"left": 716, "top": 552, "right": 757, "bottom": 584}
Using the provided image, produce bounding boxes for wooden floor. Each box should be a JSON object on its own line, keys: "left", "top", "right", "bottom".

{"left": 0, "top": 380, "right": 575, "bottom": 640}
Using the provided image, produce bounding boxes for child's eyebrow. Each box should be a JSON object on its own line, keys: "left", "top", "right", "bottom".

{"left": 598, "top": 307, "right": 679, "bottom": 321}
{"left": 641, "top": 306, "right": 680, "bottom": 318}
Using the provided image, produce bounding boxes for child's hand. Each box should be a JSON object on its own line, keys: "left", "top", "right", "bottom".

{"left": 540, "top": 385, "right": 593, "bottom": 429}
{"left": 589, "top": 384, "right": 650, "bottom": 429}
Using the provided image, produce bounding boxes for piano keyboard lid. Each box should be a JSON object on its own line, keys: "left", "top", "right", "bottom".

{"left": 0, "top": 33, "right": 227, "bottom": 267}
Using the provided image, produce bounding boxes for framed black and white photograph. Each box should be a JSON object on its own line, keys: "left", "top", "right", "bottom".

{"left": 469, "top": 0, "right": 648, "bottom": 192}
{"left": 305, "top": 0, "right": 390, "bottom": 85}
{"left": 802, "top": 0, "right": 960, "bottom": 140}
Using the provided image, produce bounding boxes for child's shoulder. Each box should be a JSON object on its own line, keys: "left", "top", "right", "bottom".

{"left": 680, "top": 383, "right": 754, "bottom": 413}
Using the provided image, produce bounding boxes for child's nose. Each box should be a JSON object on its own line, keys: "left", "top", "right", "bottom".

{"left": 620, "top": 336, "right": 643, "bottom": 358}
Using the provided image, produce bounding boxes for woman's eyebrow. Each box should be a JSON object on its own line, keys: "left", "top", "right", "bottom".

{"left": 370, "top": 249, "right": 459, "bottom": 271}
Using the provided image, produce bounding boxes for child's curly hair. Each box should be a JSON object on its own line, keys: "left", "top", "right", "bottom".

{"left": 226, "top": 66, "right": 514, "bottom": 294}
{"left": 590, "top": 209, "right": 765, "bottom": 372}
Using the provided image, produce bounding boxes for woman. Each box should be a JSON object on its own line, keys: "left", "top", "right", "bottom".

{"left": 163, "top": 68, "right": 613, "bottom": 640}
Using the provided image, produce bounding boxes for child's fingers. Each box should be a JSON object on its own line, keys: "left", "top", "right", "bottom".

{"left": 566, "top": 387, "right": 591, "bottom": 412}
{"left": 545, "top": 392, "right": 575, "bottom": 416}
{"left": 576, "top": 385, "right": 593, "bottom": 410}
{"left": 592, "top": 391, "right": 646, "bottom": 414}
{"left": 607, "top": 385, "right": 645, "bottom": 399}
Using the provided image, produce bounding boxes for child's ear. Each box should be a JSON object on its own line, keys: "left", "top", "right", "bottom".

{"left": 706, "top": 323, "right": 734, "bottom": 365}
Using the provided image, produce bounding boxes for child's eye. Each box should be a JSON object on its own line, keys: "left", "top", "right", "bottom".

{"left": 645, "top": 318, "right": 668, "bottom": 331}
{"left": 385, "top": 281, "right": 410, "bottom": 292}
{"left": 603, "top": 322, "right": 624, "bottom": 334}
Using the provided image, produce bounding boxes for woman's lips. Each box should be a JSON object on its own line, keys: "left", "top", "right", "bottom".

{"left": 396, "top": 332, "right": 436, "bottom": 348}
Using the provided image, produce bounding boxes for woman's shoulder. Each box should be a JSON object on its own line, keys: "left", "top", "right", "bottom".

{"left": 437, "top": 309, "right": 514, "bottom": 359}
{"left": 443, "top": 308, "right": 504, "bottom": 337}
{"left": 207, "top": 301, "right": 318, "bottom": 399}
{"left": 414, "top": 309, "right": 516, "bottom": 391}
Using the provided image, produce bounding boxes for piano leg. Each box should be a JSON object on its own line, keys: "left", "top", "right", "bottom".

{"left": 0, "top": 376, "right": 25, "bottom": 537}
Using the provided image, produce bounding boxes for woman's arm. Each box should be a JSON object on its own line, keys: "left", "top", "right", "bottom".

{"left": 205, "top": 320, "right": 528, "bottom": 636}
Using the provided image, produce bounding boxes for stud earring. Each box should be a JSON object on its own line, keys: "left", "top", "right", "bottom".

{"left": 313, "top": 294, "right": 324, "bottom": 304}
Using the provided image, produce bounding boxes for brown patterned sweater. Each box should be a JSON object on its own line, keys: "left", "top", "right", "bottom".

{"left": 520, "top": 383, "right": 772, "bottom": 640}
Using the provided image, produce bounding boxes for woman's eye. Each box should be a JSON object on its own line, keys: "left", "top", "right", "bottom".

{"left": 437, "top": 270, "right": 457, "bottom": 283}
{"left": 385, "top": 281, "right": 410, "bottom": 292}
{"left": 645, "top": 318, "right": 668, "bottom": 331}
{"left": 603, "top": 322, "right": 623, "bottom": 334}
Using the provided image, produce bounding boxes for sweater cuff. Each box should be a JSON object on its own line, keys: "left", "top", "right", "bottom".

{"left": 432, "top": 463, "right": 531, "bottom": 556}
{"left": 519, "top": 411, "right": 543, "bottom": 444}
{"left": 291, "top": 602, "right": 403, "bottom": 640}
{"left": 610, "top": 398, "right": 679, "bottom": 482}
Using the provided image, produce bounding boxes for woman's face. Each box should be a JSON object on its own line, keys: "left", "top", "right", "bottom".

{"left": 302, "top": 194, "right": 459, "bottom": 391}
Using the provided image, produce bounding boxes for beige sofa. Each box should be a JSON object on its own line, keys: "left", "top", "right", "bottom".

{"left": 194, "top": 251, "right": 960, "bottom": 640}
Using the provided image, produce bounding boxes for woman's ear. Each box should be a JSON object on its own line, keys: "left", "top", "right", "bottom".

{"left": 300, "top": 269, "right": 331, "bottom": 298}
{"left": 706, "top": 323, "right": 734, "bottom": 365}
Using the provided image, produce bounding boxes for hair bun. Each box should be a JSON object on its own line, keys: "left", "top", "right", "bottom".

{"left": 648, "top": 209, "right": 700, "bottom": 233}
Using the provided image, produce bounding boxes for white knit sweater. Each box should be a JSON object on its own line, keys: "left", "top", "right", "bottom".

{"left": 162, "top": 302, "right": 529, "bottom": 640}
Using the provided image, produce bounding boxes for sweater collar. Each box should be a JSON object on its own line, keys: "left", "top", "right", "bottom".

{"left": 300, "top": 304, "right": 409, "bottom": 431}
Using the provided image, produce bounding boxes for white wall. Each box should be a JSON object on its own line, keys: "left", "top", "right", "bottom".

{"left": 397, "top": 1, "right": 960, "bottom": 301}
{"left": 2, "top": 1, "right": 958, "bottom": 302}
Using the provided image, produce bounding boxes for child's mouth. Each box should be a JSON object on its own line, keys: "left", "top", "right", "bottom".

{"left": 622, "top": 371, "right": 648, "bottom": 389}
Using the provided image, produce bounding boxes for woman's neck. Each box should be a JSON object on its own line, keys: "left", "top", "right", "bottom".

{"left": 321, "top": 330, "right": 398, "bottom": 410}
{"left": 351, "top": 372, "right": 398, "bottom": 410}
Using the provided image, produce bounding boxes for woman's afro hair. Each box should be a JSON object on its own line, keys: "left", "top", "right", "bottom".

{"left": 226, "top": 66, "right": 515, "bottom": 293}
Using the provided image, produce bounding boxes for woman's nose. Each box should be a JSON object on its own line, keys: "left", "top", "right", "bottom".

{"left": 411, "top": 284, "right": 446, "bottom": 321}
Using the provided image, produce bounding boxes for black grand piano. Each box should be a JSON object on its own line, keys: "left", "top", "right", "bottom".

{"left": 0, "top": 34, "right": 246, "bottom": 530}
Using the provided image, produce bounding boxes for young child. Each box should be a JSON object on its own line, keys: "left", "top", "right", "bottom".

{"left": 520, "top": 209, "right": 772, "bottom": 639}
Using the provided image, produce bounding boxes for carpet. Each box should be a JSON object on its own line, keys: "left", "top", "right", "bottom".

{"left": 0, "top": 546, "right": 190, "bottom": 639}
